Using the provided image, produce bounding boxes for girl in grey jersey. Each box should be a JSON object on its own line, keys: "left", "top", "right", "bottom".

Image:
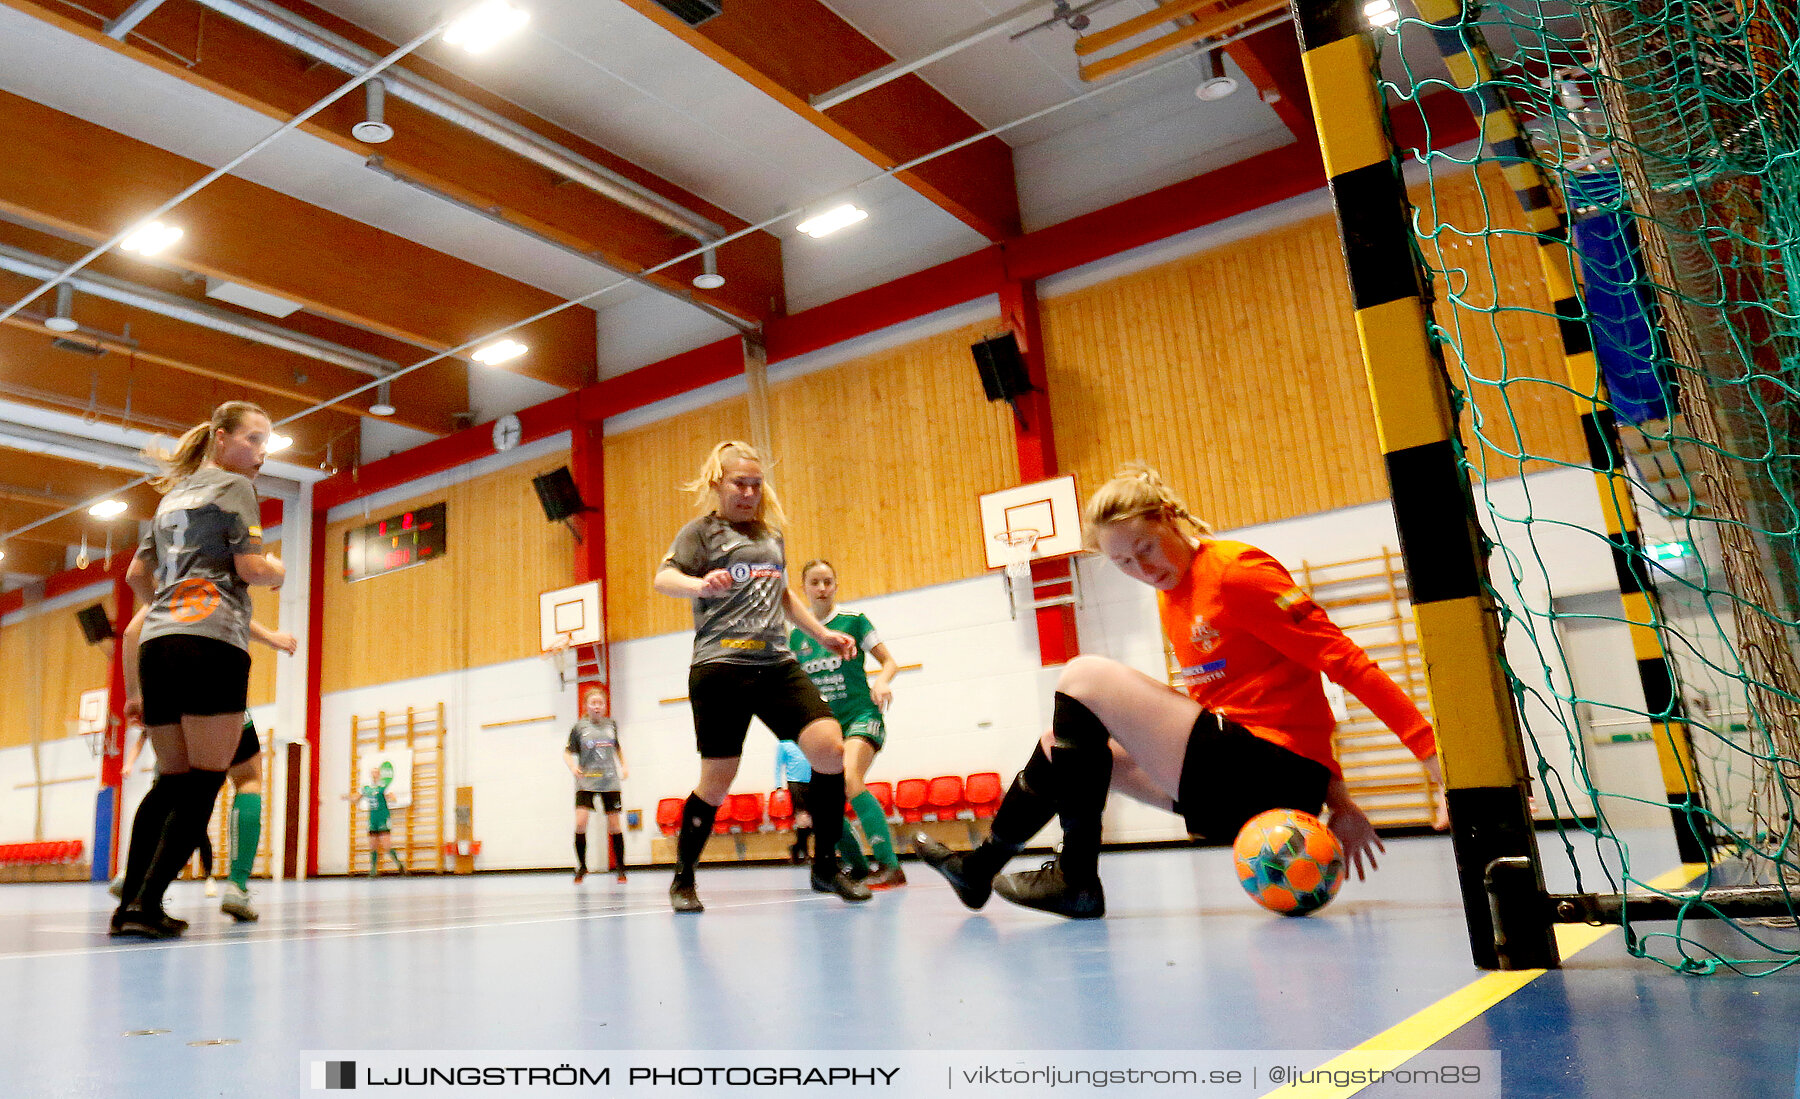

{"left": 565, "top": 685, "right": 629, "bottom": 882}
{"left": 652, "top": 440, "right": 871, "bottom": 913}
{"left": 111, "top": 401, "right": 285, "bottom": 939}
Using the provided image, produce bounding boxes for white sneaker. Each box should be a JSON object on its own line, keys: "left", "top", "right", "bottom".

{"left": 204, "top": 878, "right": 218, "bottom": 897}
{"left": 219, "top": 882, "right": 259, "bottom": 922}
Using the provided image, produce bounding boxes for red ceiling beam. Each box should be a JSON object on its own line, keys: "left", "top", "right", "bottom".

{"left": 1223, "top": 24, "right": 1317, "bottom": 144}
{"left": 619, "top": 0, "right": 1022, "bottom": 241}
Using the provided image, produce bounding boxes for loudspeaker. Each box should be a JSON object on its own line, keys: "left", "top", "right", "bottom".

{"left": 971, "top": 333, "right": 1033, "bottom": 403}
{"left": 532, "top": 466, "right": 587, "bottom": 522}
{"left": 74, "top": 603, "right": 112, "bottom": 644}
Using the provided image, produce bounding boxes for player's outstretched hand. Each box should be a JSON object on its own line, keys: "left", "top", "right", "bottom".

{"left": 1327, "top": 801, "right": 1385, "bottom": 882}
{"left": 822, "top": 630, "right": 858, "bottom": 661}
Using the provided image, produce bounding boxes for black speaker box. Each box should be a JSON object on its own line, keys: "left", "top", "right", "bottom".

{"left": 971, "top": 333, "right": 1034, "bottom": 403}
{"left": 532, "top": 466, "right": 587, "bottom": 522}
{"left": 75, "top": 603, "right": 113, "bottom": 644}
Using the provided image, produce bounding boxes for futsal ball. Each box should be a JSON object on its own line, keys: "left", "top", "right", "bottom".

{"left": 1233, "top": 808, "right": 1345, "bottom": 916}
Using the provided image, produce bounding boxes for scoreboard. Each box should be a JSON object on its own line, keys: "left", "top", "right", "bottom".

{"left": 344, "top": 502, "right": 446, "bottom": 582}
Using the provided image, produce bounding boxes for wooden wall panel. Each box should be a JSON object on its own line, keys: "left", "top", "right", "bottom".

{"left": 603, "top": 399, "right": 751, "bottom": 642}
{"left": 320, "top": 461, "right": 570, "bottom": 695}
{"left": 247, "top": 539, "right": 280, "bottom": 708}
{"left": 0, "top": 592, "right": 113, "bottom": 749}
{"left": 1415, "top": 164, "right": 1589, "bottom": 480}
{"left": 766, "top": 324, "right": 1020, "bottom": 608}
{"left": 1044, "top": 164, "right": 1584, "bottom": 531}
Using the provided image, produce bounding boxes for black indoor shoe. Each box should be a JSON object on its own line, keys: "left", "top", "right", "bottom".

{"left": 109, "top": 904, "right": 187, "bottom": 939}
{"left": 669, "top": 877, "right": 704, "bottom": 914}
{"left": 993, "top": 859, "right": 1105, "bottom": 919}
{"left": 810, "top": 869, "right": 872, "bottom": 902}
{"left": 913, "top": 834, "right": 991, "bottom": 910}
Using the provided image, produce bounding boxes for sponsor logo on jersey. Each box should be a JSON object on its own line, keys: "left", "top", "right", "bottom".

{"left": 719, "top": 638, "right": 767, "bottom": 650}
{"left": 167, "top": 577, "right": 222, "bottom": 623}
{"left": 1173, "top": 658, "right": 1228, "bottom": 687}
{"left": 727, "top": 562, "right": 783, "bottom": 583}
{"left": 801, "top": 656, "right": 843, "bottom": 675}
{"left": 1189, "top": 614, "right": 1221, "bottom": 653}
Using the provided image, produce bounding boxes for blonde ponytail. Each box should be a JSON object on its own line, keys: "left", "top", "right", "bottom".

{"left": 147, "top": 400, "right": 269, "bottom": 491}
{"left": 1081, "top": 463, "right": 1213, "bottom": 548}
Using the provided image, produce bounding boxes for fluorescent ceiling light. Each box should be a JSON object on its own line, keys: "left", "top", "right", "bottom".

{"left": 472, "top": 338, "right": 528, "bottom": 366}
{"left": 268, "top": 433, "right": 294, "bottom": 453}
{"left": 1363, "top": 0, "right": 1399, "bottom": 27}
{"left": 443, "top": 1, "right": 529, "bottom": 54}
{"left": 88, "top": 499, "right": 128, "bottom": 519}
{"left": 119, "top": 220, "right": 184, "bottom": 256}
{"left": 795, "top": 204, "right": 867, "bottom": 238}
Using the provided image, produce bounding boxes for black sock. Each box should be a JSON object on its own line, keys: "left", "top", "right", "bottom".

{"left": 132, "top": 770, "right": 228, "bottom": 911}
{"left": 118, "top": 776, "right": 176, "bottom": 905}
{"left": 966, "top": 742, "right": 1057, "bottom": 880}
{"left": 574, "top": 832, "right": 587, "bottom": 871}
{"left": 197, "top": 833, "right": 213, "bottom": 878}
{"left": 675, "top": 793, "right": 717, "bottom": 879}
{"left": 794, "top": 826, "right": 811, "bottom": 856}
{"left": 807, "top": 770, "right": 846, "bottom": 878}
{"left": 609, "top": 832, "right": 625, "bottom": 872}
{"left": 1049, "top": 693, "right": 1113, "bottom": 885}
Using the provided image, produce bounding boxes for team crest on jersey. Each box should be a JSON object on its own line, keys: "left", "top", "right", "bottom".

{"left": 1189, "top": 615, "right": 1221, "bottom": 653}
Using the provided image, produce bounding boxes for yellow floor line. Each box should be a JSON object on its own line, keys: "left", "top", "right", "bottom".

{"left": 1260, "top": 863, "right": 1708, "bottom": 1098}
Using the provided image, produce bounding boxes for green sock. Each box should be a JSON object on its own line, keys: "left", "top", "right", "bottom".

{"left": 836, "top": 828, "right": 869, "bottom": 875}
{"left": 390, "top": 852, "right": 405, "bottom": 872}
{"left": 368, "top": 851, "right": 378, "bottom": 876}
{"left": 229, "top": 793, "right": 261, "bottom": 889}
{"left": 851, "top": 789, "right": 898, "bottom": 868}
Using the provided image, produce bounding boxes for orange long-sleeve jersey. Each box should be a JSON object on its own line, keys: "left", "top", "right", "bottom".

{"left": 1158, "top": 540, "right": 1437, "bottom": 778}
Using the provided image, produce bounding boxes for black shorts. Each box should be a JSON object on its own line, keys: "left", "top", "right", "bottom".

{"left": 576, "top": 790, "right": 622, "bottom": 812}
{"left": 139, "top": 635, "right": 251, "bottom": 727}
{"left": 688, "top": 660, "right": 834, "bottom": 759}
{"left": 231, "top": 721, "right": 261, "bottom": 767}
{"left": 1176, "top": 712, "right": 1331, "bottom": 841}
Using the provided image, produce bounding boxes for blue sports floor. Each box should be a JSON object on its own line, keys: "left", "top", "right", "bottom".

{"left": 1, "top": 831, "right": 1795, "bottom": 1097}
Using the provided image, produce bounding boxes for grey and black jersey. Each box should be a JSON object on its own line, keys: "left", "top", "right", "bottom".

{"left": 137, "top": 466, "right": 263, "bottom": 652}
{"left": 567, "top": 717, "right": 622, "bottom": 793}
{"left": 660, "top": 514, "right": 793, "bottom": 667}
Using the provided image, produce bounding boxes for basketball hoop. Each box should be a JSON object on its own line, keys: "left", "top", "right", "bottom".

{"left": 994, "top": 529, "right": 1040, "bottom": 582}
{"left": 994, "top": 529, "right": 1040, "bottom": 619}
{"left": 543, "top": 631, "right": 575, "bottom": 686}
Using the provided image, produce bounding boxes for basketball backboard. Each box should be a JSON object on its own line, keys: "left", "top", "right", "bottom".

{"left": 539, "top": 580, "right": 604, "bottom": 651}
{"left": 978, "top": 475, "right": 1081, "bottom": 569}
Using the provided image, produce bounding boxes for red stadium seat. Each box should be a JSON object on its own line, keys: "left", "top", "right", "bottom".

{"left": 656, "top": 797, "right": 684, "bottom": 837}
{"left": 964, "top": 772, "right": 1003, "bottom": 819}
{"left": 864, "top": 781, "right": 895, "bottom": 819}
{"left": 926, "top": 775, "right": 965, "bottom": 821}
{"left": 768, "top": 788, "right": 794, "bottom": 830}
{"left": 730, "top": 793, "right": 765, "bottom": 832}
{"left": 893, "top": 778, "right": 928, "bottom": 824}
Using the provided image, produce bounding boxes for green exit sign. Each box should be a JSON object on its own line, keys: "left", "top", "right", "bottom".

{"left": 1647, "top": 541, "right": 1690, "bottom": 563}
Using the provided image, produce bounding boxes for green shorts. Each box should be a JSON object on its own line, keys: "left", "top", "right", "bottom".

{"left": 841, "top": 713, "right": 886, "bottom": 750}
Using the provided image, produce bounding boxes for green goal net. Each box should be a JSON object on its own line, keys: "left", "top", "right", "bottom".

{"left": 1376, "top": 0, "right": 1799, "bottom": 974}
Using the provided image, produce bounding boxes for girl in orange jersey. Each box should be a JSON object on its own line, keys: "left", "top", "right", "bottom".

{"left": 916, "top": 465, "right": 1446, "bottom": 919}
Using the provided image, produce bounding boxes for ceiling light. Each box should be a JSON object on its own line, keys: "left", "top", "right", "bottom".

{"left": 119, "top": 220, "right": 184, "bottom": 256}
{"left": 472, "top": 338, "right": 528, "bottom": 366}
{"left": 369, "top": 380, "right": 396, "bottom": 416}
{"left": 88, "top": 499, "right": 128, "bottom": 519}
{"left": 1196, "top": 52, "right": 1239, "bottom": 101}
{"left": 795, "top": 203, "right": 867, "bottom": 239}
{"left": 44, "top": 283, "right": 79, "bottom": 332}
{"left": 443, "top": 0, "right": 529, "bottom": 54}
{"left": 691, "top": 249, "right": 725, "bottom": 290}
{"left": 353, "top": 79, "right": 395, "bottom": 144}
{"left": 268, "top": 433, "right": 294, "bottom": 453}
{"left": 1364, "top": 0, "right": 1399, "bottom": 28}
